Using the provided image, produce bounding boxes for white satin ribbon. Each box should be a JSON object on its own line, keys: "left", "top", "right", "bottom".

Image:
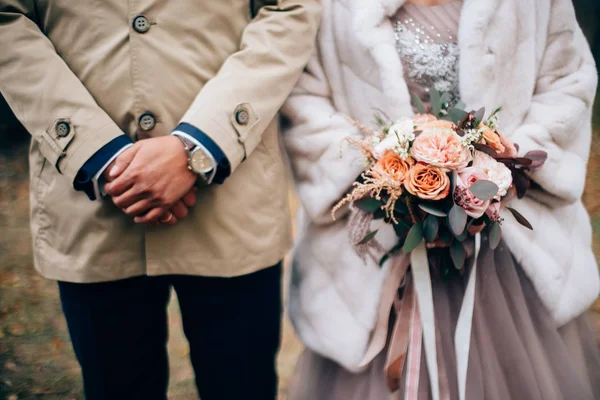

{"left": 410, "top": 233, "right": 481, "bottom": 400}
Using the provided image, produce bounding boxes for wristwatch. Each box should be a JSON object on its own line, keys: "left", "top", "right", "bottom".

{"left": 175, "top": 135, "right": 217, "bottom": 184}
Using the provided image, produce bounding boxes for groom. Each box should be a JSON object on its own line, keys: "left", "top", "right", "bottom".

{"left": 0, "top": 0, "right": 321, "bottom": 399}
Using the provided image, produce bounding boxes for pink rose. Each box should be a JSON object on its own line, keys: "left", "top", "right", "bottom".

{"left": 454, "top": 167, "right": 491, "bottom": 218}
{"left": 486, "top": 202, "right": 501, "bottom": 222}
{"left": 410, "top": 127, "right": 471, "bottom": 170}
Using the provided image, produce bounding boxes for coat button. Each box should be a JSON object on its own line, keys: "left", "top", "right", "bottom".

{"left": 138, "top": 112, "right": 156, "bottom": 131}
{"left": 56, "top": 121, "right": 71, "bottom": 138}
{"left": 132, "top": 15, "right": 150, "bottom": 33}
{"left": 235, "top": 109, "right": 250, "bottom": 125}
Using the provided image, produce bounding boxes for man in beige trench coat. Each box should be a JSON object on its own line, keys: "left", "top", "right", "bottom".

{"left": 0, "top": 0, "right": 321, "bottom": 398}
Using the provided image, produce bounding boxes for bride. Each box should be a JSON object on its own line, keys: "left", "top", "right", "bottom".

{"left": 282, "top": 0, "right": 600, "bottom": 398}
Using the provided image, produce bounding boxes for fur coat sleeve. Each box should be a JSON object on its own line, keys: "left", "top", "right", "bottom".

{"left": 282, "top": 52, "right": 366, "bottom": 225}
{"left": 509, "top": 0, "right": 597, "bottom": 208}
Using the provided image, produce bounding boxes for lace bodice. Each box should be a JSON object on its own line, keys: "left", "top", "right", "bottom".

{"left": 393, "top": 1, "right": 462, "bottom": 109}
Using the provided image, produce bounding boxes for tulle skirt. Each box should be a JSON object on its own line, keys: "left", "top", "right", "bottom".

{"left": 288, "top": 240, "right": 600, "bottom": 400}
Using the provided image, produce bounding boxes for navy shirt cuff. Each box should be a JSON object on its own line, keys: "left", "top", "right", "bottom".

{"left": 74, "top": 135, "right": 133, "bottom": 200}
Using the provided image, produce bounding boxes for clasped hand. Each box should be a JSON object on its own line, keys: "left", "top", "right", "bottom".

{"left": 103, "top": 136, "right": 198, "bottom": 225}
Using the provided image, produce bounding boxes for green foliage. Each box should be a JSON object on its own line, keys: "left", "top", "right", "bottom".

{"left": 403, "top": 222, "right": 424, "bottom": 254}
{"left": 358, "top": 230, "right": 379, "bottom": 245}
{"left": 354, "top": 197, "right": 381, "bottom": 213}
{"left": 469, "top": 180, "right": 499, "bottom": 201}
{"left": 489, "top": 222, "right": 502, "bottom": 249}
{"left": 448, "top": 204, "right": 467, "bottom": 236}
{"left": 506, "top": 207, "right": 533, "bottom": 230}
{"left": 423, "top": 214, "right": 439, "bottom": 243}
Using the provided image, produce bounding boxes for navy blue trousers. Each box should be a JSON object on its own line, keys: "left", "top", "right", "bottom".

{"left": 58, "top": 264, "right": 282, "bottom": 400}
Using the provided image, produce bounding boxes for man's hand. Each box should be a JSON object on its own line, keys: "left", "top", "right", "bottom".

{"left": 104, "top": 136, "right": 197, "bottom": 223}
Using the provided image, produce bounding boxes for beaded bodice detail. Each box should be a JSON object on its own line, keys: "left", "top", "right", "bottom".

{"left": 393, "top": 1, "right": 462, "bottom": 108}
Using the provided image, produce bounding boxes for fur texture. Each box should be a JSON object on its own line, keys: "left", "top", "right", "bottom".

{"left": 282, "top": 0, "right": 599, "bottom": 372}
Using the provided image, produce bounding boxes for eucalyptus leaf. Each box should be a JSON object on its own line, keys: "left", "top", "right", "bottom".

{"left": 419, "top": 203, "right": 448, "bottom": 217}
{"left": 412, "top": 94, "right": 426, "bottom": 114}
{"left": 438, "top": 226, "right": 453, "bottom": 244}
{"left": 423, "top": 214, "right": 440, "bottom": 243}
{"left": 373, "top": 208, "right": 386, "bottom": 220}
{"left": 455, "top": 100, "right": 467, "bottom": 110}
{"left": 354, "top": 197, "right": 382, "bottom": 213}
{"left": 469, "top": 180, "right": 499, "bottom": 201}
{"left": 453, "top": 226, "right": 469, "bottom": 242}
{"left": 489, "top": 222, "right": 502, "bottom": 249}
{"left": 450, "top": 240, "right": 466, "bottom": 270}
{"left": 402, "top": 222, "right": 424, "bottom": 254}
{"left": 430, "top": 89, "right": 442, "bottom": 116}
{"left": 474, "top": 107, "right": 486, "bottom": 124}
{"left": 358, "top": 230, "right": 379, "bottom": 245}
{"left": 446, "top": 108, "right": 469, "bottom": 125}
{"left": 506, "top": 207, "right": 533, "bottom": 230}
{"left": 379, "top": 242, "right": 404, "bottom": 267}
{"left": 394, "top": 200, "right": 409, "bottom": 214}
{"left": 393, "top": 219, "right": 411, "bottom": 238}
{"left": 440, "top": 91, "right": 450, "bottom": 109}
{"left": 448, "top": 204, "right": 468, "bottom": 236}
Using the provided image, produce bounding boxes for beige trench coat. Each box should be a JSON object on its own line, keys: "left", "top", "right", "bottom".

{"left": 0, "top": 0, "right": 321, "bottom": 282}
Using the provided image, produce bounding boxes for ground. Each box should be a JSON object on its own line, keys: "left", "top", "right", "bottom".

{"left": 1, "top": 119, "right": 600, "bottom": 399}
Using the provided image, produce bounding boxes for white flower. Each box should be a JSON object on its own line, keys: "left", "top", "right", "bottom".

{"left": 472, "top": 151, "right": 512, "bottom": 199}
{"left": 388, "top": 118, "right": 415, "bottom": 144}
{"left": 460, "top": 128, "right": 484, "bottom": 149}
{"left": 373, "top": 134, "right": 401, "bottom": 159}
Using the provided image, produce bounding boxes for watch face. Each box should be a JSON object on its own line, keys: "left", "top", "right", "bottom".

{"left": 190, "top": 148, "right": 216, "bottom": 174}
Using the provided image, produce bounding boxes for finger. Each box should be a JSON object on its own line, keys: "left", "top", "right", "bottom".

{"left": 104, "top": 175, "right": 135, "bottom": 197}
{"left": 112, "top": 189, "right": 147, "bottom": 210}
{"left": 103, "top": 160, "right": 118, "bottom": 183}
{"left": 134, "top": 207, "right": 168, "bottom": 224}
{"left": 170, "top": 201, "right": 189, "bottom": 220}
{"left": 123, "top": 199, "right": 154, "bottom": 216}
{"left": 108, "top": 144, "right": 141, "bottom": 179}
{"left": 181, "top": 190, "right": 197, "bottom": 208}
{"left": 161, "top": 213, "right": 178, "bottom": 226}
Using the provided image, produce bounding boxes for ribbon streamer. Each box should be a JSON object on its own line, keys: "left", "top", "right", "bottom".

{"left": 409, "top": 233, "right": 481, "bottom": 400}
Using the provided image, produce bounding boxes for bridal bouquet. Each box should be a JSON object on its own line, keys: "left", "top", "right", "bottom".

{"left": 334, "top": 90, "right": 547, "bottom": 272}
{"left": 333, "top": 91, "right": 547, "bottom": 400}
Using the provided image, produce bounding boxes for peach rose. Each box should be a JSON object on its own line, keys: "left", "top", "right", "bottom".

{"left": 404, "top": 162, "right": 450, "bottom": 200}
{"left": 480, "top": 126, "right": 505, "bottom": 154}
{"left": 374, "top": 150, "right": 414, "bottom": 182}
{"left": 496, "top": 130, "right": 518, "bottom": 158}
{"left": 410, "top": 127, "right": 470, "bottom": 170}
{"left": 454, "top": 167, "right": 491, "bottom": 218}
{"left": 413, "top": 113, "right": 437, "bottom": 127}
{"left": 416, "top": 119, "right": 457, "bottom": 131}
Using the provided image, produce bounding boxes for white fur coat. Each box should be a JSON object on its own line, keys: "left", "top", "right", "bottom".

{"left": 282, "top": 0, "right": 599, "bottom": 372}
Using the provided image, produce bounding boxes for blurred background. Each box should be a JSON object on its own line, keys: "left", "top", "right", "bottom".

{"left": 1, "top": 2, "right": 600, "bottom": 399}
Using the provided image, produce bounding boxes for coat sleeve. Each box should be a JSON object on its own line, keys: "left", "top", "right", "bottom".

{"left": 179, "top": 0, "right": 322, "bottom": 174}
{"left": 510, "top": 0, "right": 598, "bottom": 208}
{"left": 0, "top": 1, "right": 125, "bottom": 183}
{"left": 281, "top": 46, "right": 367, "bottom": 225}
